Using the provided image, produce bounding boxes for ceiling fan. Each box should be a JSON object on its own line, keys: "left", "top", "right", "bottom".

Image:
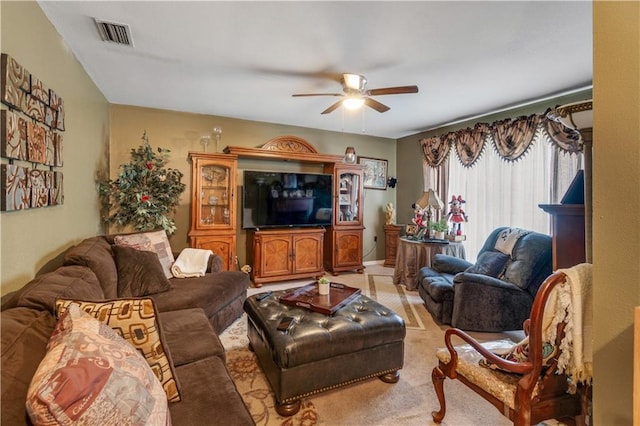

{"left": 292, "top": 73, "right": 419, "bottom": 114}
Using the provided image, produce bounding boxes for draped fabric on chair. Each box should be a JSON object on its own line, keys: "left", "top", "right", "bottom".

{"left": 491, "top": 114, "right": 540, "bottom": 162}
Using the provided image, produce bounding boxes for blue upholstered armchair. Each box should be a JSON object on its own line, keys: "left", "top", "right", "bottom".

{"left": 417, "top": 227, "right": 552, "bottom": 332}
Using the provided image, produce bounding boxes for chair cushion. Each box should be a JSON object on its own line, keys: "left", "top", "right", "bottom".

{"left": 425, "top": 276, "right": 455, "bottom": 303}
{"left": 436, "top": 340, "right": 541, "bottom": 410}
{"left": 26, "top": 305, "right": 169, "bottom": 425}
{"left": 465, "top": 251, "right": 509, "bottom": 278}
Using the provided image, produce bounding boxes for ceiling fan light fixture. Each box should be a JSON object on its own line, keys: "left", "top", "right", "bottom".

{"left": 343, "top": 73, "right": 366, "bottom": 91}
{"left": 342, "top": 96, "right": 365, "bottom": 110}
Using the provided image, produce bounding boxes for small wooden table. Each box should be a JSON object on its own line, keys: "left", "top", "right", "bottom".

{"left": 393, "top": 237, "right": 465, "bottom": 290}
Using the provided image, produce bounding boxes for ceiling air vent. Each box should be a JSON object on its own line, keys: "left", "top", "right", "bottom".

{"left": 93, "top": 18, "right": 134, "bottom": 46}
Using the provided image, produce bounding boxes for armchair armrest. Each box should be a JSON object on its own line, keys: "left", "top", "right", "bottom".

{"left": 433, "top": 254, "right": 473, "bottom": 274}
{"left": 453, "top": 272, "right": 523, "bottom": 290}
{"left": 442, "top": 328, "right": 534, "bottom": 375}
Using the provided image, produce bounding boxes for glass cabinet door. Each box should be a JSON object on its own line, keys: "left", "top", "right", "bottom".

{"left": 199, "top": 163, "right": 232, "bottom": 228}
{"left": 337, "top": 171, "right": 361, "bottom": 225}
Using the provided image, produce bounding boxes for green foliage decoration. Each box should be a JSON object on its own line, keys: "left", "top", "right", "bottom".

{"left": 98, "top": 132, "right": 186, "bottom": 235}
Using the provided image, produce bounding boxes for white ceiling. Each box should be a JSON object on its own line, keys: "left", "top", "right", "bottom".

{"left": 37, "top": 1, "right": 593, "bottom": 139}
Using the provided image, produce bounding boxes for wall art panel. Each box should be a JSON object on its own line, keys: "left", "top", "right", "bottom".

{"left": 1, "top": 164, "right": 30, "bottom": 211}
{"left": 30, "top": 76, "right": 49, "bottom": 104}
{"left": 52, "top": 171, "right": 64, "bottom": 205}
{"left": 54, "top": 132, "right": 63, "bottom": 167}
{"left": 28, "top": 168, "right": 48, "bottom": 208}
{"left": 26, "top": 121, "right": 46, "bottom": 164}
{"left": 45, "top": 129, "right": 55, "bottom": 166}
{"left": 1, "top": 54, "right": 30, "bottom": 110}
{"left": 23, "top": 94, "right": 46, "bottom": 123}
{"left": 1, "top": 109, "right": 27, "bottom": 160}
{"left": 1, "top": 53, "right": 65, "bottom": 213}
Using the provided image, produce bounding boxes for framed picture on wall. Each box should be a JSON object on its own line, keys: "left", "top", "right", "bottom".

{"left": 358, "top": 156, "right": 388, "bottom": 190}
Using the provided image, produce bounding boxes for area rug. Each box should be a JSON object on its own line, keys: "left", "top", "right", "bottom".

{"left": 365, "top": 273, "right": 425, "bottom": 330}
{"left": 219, "top": 268, "right": 524, "bottom": 425}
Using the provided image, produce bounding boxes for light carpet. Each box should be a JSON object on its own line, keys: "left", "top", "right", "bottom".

{"left": 220, "top": 267, "right": 525, "bottom": 425}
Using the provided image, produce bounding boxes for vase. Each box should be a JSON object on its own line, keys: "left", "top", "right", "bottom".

{"left": 318, "top": 282, "right": 330, "bottom": 295}
{"left": 435, "top": 231, "right": 445, "bottom": 240}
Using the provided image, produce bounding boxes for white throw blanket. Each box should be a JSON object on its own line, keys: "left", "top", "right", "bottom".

{"left": 542, "top": 263, "right": 593, "bottom": 391}
{"left": 171, "top": 248, "right": 213, "bottom": 278}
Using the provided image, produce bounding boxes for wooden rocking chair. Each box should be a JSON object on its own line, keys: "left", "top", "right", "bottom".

{"left": 431, "top": 269, "right": 591, "bottom": 425}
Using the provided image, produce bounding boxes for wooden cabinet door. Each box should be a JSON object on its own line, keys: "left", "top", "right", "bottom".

{"left": 192, "top": 235, "right": 236, "bottom": 271}
{"left": 292, "top": 233, "right": 324, "bottom": 274}
{"left": 256, "top": 234, "right": 292, "bottom": 278}
{"left": 335, "top": 229, "right": 363, "bottom": 268}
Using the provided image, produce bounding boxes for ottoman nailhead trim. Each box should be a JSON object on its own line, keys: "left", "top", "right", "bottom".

{"left": 280, "top": 368, "right": 399, "bottom": 403}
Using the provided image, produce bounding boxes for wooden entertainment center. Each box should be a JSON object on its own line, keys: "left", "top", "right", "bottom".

{"left": 204, "top": 136, "right": 365, "bottom": 286}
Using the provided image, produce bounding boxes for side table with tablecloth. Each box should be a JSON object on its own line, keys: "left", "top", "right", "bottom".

{"left": 393, "top": 238, "right": 465, "bottom": 290}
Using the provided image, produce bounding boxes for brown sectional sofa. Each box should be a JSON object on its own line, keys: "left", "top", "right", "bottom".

{"left": 1, "top": 234, "right": 254, "bottom": 425}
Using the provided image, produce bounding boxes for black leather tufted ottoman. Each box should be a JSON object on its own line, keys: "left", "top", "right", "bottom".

{"left": 243, "top": 289, "right": 406, "bottom": 416}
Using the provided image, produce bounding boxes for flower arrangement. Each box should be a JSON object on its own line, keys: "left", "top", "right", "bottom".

{"left": 98, "top": 132, "right": 186, "bottom": 235}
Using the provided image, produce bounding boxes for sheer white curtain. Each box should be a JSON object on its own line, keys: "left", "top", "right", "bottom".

{"left": 447, "top": 133, "right": 582, "bottom": 261}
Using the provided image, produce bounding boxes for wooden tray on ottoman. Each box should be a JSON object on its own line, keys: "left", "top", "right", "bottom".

{"left": 279, "top": 282, "right": 361, "bottom": 315}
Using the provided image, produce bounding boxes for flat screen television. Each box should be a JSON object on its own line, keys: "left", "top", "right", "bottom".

{"left": 242, "top": 170, "right": 333, "bottom": 229}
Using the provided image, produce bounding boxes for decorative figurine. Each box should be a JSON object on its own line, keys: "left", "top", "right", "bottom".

{"left": 385, "top": 202, "right": 396, "bottom": 225}
{"left": 447, "top": 195, "right": 468, "bottom": 235}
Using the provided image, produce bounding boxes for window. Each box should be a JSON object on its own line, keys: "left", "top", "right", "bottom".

{"left": 445, "top": 133, "right": 582, "bottom": 261}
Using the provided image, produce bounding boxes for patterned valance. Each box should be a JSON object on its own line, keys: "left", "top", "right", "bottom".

{"left": 449, "top": 123, "right": 489, "bottom": 167}
{"left": 419, "top": 135, "right": 450, "bottom": 167}
{"left": 420, "top": 110, "right": 583, "bottom": 168}
{"left": 491, "top": 114, "right": 539, "bottom": 161}
{"left": 541, "top": 108, "right": 583, "bottom": 154}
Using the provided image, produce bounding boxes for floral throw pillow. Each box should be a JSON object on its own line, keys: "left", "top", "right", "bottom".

{"left": 56, "top": 297, "right": 181, "bottom": 402}
{"left": 26, "top": 305, "right": 169, "bottom": 425}
{"left": 114, "top": 231, "right": 175, "bottom": 279}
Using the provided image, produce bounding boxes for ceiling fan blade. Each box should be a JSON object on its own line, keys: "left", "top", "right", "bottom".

{"left": 292, "top": 93, "right": 343, "bottom": 97}
{"left": 366, "top": 85, "right": 419, "bottom": 96}
{"left": 364, "top": 97, "right": 390, "bottom": 113}
{"left": 321, "top": 101, "right": 344, "bottom": 115}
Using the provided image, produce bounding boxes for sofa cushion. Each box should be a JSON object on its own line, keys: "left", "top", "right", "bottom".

{"left": 113, "top": 244, "right": 171, "bottom": 297}
{"left": 56, "top": 298, "right": 181, "bottom": 403}
{"left": 63, "top": 236, "right": 118, "bottom": 298}
{"left": 169, "top": 356, "right": 254, "bottom": 425}
{"left": 152, "top": 271, "right": 249, "bottom": 332}
{"left": 26, "top": 305, "right": 169, "bottom": 425}
{"left": 9, "top": 265, "right": 103, "bottom": 314}
{"left": 158, "top": 308, "right": 226, "bottom": 366}
{"left": 114, "top": 230, "right": 175, "bottom": 279}
{"left": 466, "top": 251, "right": 510, "bottom": 278}
{"left": 1, "top": 308, "right": 57, "bottom": 425}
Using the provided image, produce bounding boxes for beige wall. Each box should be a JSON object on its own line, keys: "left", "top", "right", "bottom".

{"left": 109, "top": 105, "right": 396, "bottom": 266}
{"left": 0, "top": 1, "right": 110, "bottom": 295}
{"left": 593, "top": 2, "right": 639, "bottom": 423}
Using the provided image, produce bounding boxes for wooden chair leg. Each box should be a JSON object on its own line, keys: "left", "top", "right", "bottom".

{"left": 431, "top": 366, "right": 447, "bottom": 423}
